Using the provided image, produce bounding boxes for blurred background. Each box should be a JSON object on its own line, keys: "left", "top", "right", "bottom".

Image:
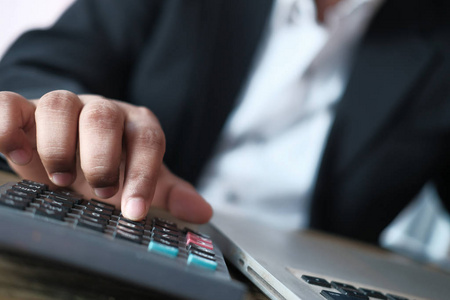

{"left": 0, "top": 0, "right": 74, "bottom": 58}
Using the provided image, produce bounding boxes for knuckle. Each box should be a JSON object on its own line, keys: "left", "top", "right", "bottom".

{"left": 38, "top": 90, "right": 80, "bottom": 112}
{"left": 137, "top": 127, "right": 166, "bottom": 152}
{"left": 82, "top": 100, "right": 123, "bottom": 129}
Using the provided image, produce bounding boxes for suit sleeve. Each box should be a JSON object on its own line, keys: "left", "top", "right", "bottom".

{"left": 0, "top": 0, "right": 162, "bottom": 100}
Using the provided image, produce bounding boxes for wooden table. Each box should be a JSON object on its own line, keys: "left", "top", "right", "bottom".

{"left": 0, "top": 170, "right": 267, "bottom": 300}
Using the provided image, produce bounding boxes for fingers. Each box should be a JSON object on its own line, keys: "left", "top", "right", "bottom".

{"left": 35, "top": 91, "right": 83, "bottom": 186}
{"left": 78, "top": 96, "right": 124, "bottom": 197}
{"left": 118, "top": 105, "right": 166, "bottom": 220}
{"left": 0, "top": 91, "right": 36, "bottom": 165}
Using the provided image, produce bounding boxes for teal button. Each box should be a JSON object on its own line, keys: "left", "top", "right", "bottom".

{"left": 187, "top": 253, "right": 217, "bottom": 270}
{"left": 148, "top": 240, "right": 179, "bottom": 257}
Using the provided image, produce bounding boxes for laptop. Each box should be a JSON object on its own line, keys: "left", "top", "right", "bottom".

{"left": 200, "top": 211, "right": 450, "bottom": 300}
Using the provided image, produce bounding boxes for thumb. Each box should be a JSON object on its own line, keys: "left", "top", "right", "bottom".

{"left": 152, "top": 165, "right": 213, "bottom": 224}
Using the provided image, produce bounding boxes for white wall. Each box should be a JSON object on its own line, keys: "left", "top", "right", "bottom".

{"left": 0, "top": 0, "right": 74, "bottom": 58}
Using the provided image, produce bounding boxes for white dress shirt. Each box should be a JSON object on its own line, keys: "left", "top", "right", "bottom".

{"left": 197, "top": 0, "right": 383, "bottom": 229}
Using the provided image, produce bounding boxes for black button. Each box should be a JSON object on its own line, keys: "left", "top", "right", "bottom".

{"left": 83, "top": 209, "right": 110, "bottom": 221}
{"left": 301, "top": 275, "right": 331, "bottom": 288}
{"left": 152, "top": 235, "right": 178, "bottom": 248}
{"left": 152, "top": 231, "right": 178, "bottom": 244}
{"left": 359, "top": 288, "right": 387, "bottom": 299}
{"left": 331, "top": 282, "right": 357, "bottom": 290}
{"left": 21, "top": 180, "right": 48, "bottom": 191}
{"left": 331, "top": 282, "right": 368, "bottom": 299}
{"left": 36, "top": 197, "right": 73, "bottom": 210}
{"left": 118, "top": 219, "right": 145, "bottom": 231}
{"left": 88, "top": 199, "right": 115, "bottom": 211}
{"left": 12, "top": 184, "right": 40, "bottom": 196}
{"left": 117, "top": 224, "right": 143, "bottom": 235}
{"left": 35, "top": 207, "right": 66, "bottom": 221}
{"left": 153, "top": 225, "right": 180, "bottom": 237}
{"left": 77, "top": 218, "right": 105, "bottom": 232}
{"left": 6, "top": 190, "right": 33, "bottom": 200}
{"left": 189, "top": 249, "right": 216, "bottom": 261}
{"left": 321, "top": 290, "right": 363, "bottom": 300}
{"left": 80, "top": 214, "right": 109, "bottom": 225}
{"left": 36, "top": 201, "right": 71, "bottom": 212}
{"left": 115, "top": 229, "right": 142, "bottom": 244}
{"left": 187, "top": 243, "right": 216, "bottom": 257}
{"left": 0, "top": 197, "right": 28, "bottom": 210}
{"left": 86, "top": 204, "right": 112, "bottom": 217}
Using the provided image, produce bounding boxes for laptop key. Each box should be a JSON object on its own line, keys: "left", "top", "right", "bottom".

{"left": 301, "top": 275, "right": 331, "bottom": 288}
{"left": 359, "top": 288, "right": 387, "bottom": 299}
{"left": 320, "top": 290, "right": 363, "bottom": 300}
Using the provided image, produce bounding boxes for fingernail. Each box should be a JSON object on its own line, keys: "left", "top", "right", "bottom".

{"left": 124, "top": 197, "right": 146, "bottom": 220}
{"left": 51, "top": 172, "right": 73, "bottom": 186}
{"left": 8, "top": 149, "right": 30, "bottom": 165}
{"left": 94, "top": 187, "right": 117, "bottom": 199}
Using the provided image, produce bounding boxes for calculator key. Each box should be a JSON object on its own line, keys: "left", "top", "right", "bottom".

{"left": 183, "top": 228, "right": 210, "bottom": 239}
{"left": 187, "top": 243, "right": 216, "bottom": 257}
{"left": 83, "top": 209, "right": 110, "bottom": 221}
{"left": 6, "top": 190, "right": 33, "bottom": 200}
{"left": 118, "top": 219, "right": 145, "bottom": 231}
{"left": 186, "top": 231, "right": 212, "bottom": 244}
{"left": 321, "top": 290, "right": 363, "bottom": 300}
{"left": 186, "top": 235, "right": 214, "bottom": 250}
{"left": 152, "top": 225, "right": 180, "bottom": 237}
{"left": 152, "top": 231, "right": 178, "bottom": 244}
{"left": 37, "top": 197, "right": 73, "bottom": 210}
{"left": 187, "top": 253, "right": 217, "bottom": 270}
{"left": 152, "top": 234, "right": 178, "bottom": 248}
{"left": 22, "top": 179, "right": 48, "bottom": 190}
{"left": 301, "top": 275, "right": 331, "bottom": 288}
{"left": 359, "top": 288, "right": 387, "bottom": 299}
{"left": 86, "top": 204, "right": 112, "bottom": 217}
{"left": 77, "top": 218, "right": 105, "bottom": 232}
{"left": 148, "top": 240, "right": 179, "bottom": 257}
{"left": 12, "top": 184, "right": 40, "bottom": 196}
{"left": 36, "top": 201, "right": 71, "bottom": 212}
{"left": 88, "top": 199, "right": 115, "bottom": 211}
{"left": 115, "top": 229, "right": 142, "bottom": 244}
{"left": 80, "top": 214, "right": 109, "bottom": 225}
{"left": 35, "top": 207, "right": 66, "bottom": 221}
{"left": 2, "top": 193, "right": 31, "bottom": 203}
{"left": 117, "top": 224, "right": 143, "bottom": 235}
{"left": 189, "top": 249, "right": 216, "bottom": 261}
{"left": 0, "top": 197, "right": 28, "bottom": 210}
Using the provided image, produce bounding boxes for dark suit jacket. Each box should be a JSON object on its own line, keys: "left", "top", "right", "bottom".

{"left": 1, "top": 0, "right": 450, "bottom": 243}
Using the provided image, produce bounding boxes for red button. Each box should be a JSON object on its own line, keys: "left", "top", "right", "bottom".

{"left": 186, "top": 232, "right": 213, "bottom": 250}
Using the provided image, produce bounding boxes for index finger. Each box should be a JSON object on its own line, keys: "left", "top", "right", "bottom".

{"left": 118, "top": 104, "right": 166, "bottom": 220}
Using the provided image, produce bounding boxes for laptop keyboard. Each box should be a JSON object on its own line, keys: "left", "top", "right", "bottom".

{"left": 0, "top": 179, "right": 246, "bottom": 300}
{"left": 301, "top": 274, "right": 410, "bottom": 300}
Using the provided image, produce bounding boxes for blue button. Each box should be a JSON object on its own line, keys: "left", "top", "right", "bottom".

{"left": 187, "top": 253, "right": 217, "bottom": 270}
{"left": 148, "top": 240, "right": 179, "bottom": 257}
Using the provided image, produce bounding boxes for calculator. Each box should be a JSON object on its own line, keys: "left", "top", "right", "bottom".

{"left": 0, "top": 180, "right": 246, "bottom": 300}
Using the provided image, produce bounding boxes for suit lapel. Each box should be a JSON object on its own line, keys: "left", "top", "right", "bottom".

{"left": 325, "top": 0, "right": 436, "bottom": 173}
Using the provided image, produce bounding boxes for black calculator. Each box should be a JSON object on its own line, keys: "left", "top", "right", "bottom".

{"left": 0, "top": 179, "right": 246, "bottom": 300}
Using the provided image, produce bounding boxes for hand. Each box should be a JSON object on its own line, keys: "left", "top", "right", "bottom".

{"left": 0, "top": 90, "right": 212, "bottom": 223}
